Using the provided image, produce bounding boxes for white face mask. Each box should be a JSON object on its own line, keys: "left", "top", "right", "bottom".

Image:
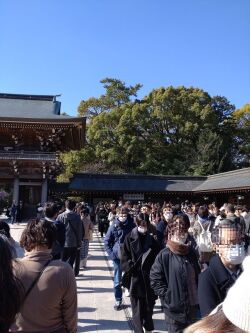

{"left": 138, "top": 226, "right": 147, "bottom": 234}
{"left": 163, "top": 212, "right": 173, "bottom": 221}
{"left": 118, "top": 216, "right": 127, "bottom": 223}
{"left": 224, "top": 244, "right": 245, "bottom": 265}
{"left": 171, "top": 234, "right": 187, "bottom": 244}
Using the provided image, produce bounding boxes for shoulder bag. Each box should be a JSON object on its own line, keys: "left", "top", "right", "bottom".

{"left": 22, "top": 259, "right": 51, "bottom": 302}
{"left": 120, "top": 253, "right": 143, "bottom": 289}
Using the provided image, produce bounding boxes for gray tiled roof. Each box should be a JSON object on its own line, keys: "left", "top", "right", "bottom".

{"left": 69, "top": 173, "right": 206, "bottom": 192}
{"left": 193, "top": 168, "right": 250, "bottom": 192}
{"left": 0, "top": 93, "right": 77, "bottom": 120}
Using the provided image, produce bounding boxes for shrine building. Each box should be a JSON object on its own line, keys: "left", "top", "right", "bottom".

{"left": 52, "top": 168, "right": 250, "bottom": 208}
{"left": 0, "top": 93, "right": 85, "bottom": 217}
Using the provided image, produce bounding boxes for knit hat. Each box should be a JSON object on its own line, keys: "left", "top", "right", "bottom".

{"left": 223, "top": 255, "right": 250, "bottom": 331}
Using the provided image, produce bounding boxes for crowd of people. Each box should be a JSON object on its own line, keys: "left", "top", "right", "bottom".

{"left": 99, "top": 199, "right": 250, "bottom": 333}
{"left": 1, "top": 198, "right": 250, "bottom": 333}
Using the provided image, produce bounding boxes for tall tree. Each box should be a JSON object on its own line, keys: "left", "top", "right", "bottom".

{"left": 58, "top": 82, "right": 237, "bottom": 180}
{"left": 77, "top": 78, "right": 142, "bottom": 118}
{"left": 233, "top": 104, "right": 250, "bottom": 167}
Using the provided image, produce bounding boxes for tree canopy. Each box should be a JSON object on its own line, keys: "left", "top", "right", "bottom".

{"left": 77, "top": 78, "right": 142, "bottom": 117}
{"left": 232, "top": 103, "right": 250, "bottom": 167}
{"left": 58, "top": 78, "right": 249, "bottom": 182}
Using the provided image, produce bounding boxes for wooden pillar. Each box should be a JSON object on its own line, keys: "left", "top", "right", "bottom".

{"left": 13, "top": 177, "right": 19, "bottom": 204}
{"left": 41, "top": 178, "right": 48, "bottom": 204}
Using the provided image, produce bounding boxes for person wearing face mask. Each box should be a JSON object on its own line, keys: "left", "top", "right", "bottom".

{"left": 193, "top": 206, "right": 215, "bottom": 266}
{"left": 150, "top": 215, "right": 200, "bottom": 333}
{"left": 156, "top": 205, "right": 173, "bottom": 249}
{"left": 198, "top": 219, "right": 246, "bottom": 317}
{"left": 104, "top": 206, "right": 135, "bottom": 311}
{"left": 121, "top": 213, "right": 160, "bottom": 333}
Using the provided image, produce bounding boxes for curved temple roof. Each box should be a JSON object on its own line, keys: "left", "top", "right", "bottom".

{"left": 69, "top": 173, "right": 206, "bottom": 192}
{"left": 0, "top": 93, "right": 86, "bottom": 150}
{"left": 68, "top": 168, "right": 250, "bottom": 193}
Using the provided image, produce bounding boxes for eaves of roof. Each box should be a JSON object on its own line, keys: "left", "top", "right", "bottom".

{"left": 193, "top": 168, "right": 250, "bottom": 192}
{"left": 0, "top": 116, "right": 85, "bottom": 123}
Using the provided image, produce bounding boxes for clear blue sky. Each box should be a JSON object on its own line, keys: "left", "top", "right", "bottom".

{"left": 1, "top": 0, "right": 249, "bottom": 116}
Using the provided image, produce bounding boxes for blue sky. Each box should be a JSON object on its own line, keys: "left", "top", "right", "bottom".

{"left": 1, "top": 0, "right": 249, "bottom": 116}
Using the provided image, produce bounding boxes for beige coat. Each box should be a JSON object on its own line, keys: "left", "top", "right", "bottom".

{"left": 81, "top": 216, "right": 93, "bottom": 240}
{"left": 11, "top": 251, "right": 77, "bottom": 333}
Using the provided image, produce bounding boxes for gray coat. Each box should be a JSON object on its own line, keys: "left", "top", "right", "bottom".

{"left": 58, "top": 211, "right": 83, "bottom": 248}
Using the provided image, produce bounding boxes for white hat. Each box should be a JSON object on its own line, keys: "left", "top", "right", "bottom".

{"left": 223, "top": 255, "right": 250, "bottom": 331}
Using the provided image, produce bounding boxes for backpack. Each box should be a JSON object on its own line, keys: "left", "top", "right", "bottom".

{"left": 196, "top": 220, "right": 213, "bottom": 253}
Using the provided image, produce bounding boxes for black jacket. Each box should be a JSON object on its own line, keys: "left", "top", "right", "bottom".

{"left": 198, "top": 254, "right": 242, "bottom": 317}
{"left": 150, "top": 245, "right": 200, "bottom": 324}
{"left": 121, "top": 227, "right": 160, "bottom": 301}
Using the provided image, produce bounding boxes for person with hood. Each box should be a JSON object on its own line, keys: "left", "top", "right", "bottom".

{"left": 104, "top": 206, "right": 135, "bottom": 310}
{"left": 198, "top": 218, "right": 246, "bottom": 317}
{"left": 150, "top": 214, "right": 200, "bottom": 333}
{"left": 121, "top": 213, "right": 160, "bottom": 333}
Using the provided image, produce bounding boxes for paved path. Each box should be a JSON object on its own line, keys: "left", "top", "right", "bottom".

{"left": 9, "top": 222, "right": 167, "bottom": 333}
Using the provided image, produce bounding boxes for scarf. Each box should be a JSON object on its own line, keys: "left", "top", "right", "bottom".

{"left": 167, "top": 239, "right": 190, "bottom": 256}
{"left": 198, "top": 215, "right": 209, "bottom": 224}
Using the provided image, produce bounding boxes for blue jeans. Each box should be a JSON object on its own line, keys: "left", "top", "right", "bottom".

{"left": 113, "top": 258, "right": 122, "bottom": 301}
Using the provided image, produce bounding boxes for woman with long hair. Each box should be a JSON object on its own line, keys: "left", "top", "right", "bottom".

{"left": 0, "top": 234, "right": 23, "bottom": 333}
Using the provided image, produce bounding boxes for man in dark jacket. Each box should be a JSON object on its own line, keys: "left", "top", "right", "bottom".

{"left": 198, "top": 218, "right": 246, "bottom": 317}
{"left": 225, "top": 203, "right": 245, "bottom": 230}
{"left": 97, "top": 203, "right": 109, "bottom": 237}
{"left": 58, "top": 199, "right": 84, "bottom": 276}
{"left": 104, "top": 206, "right": 135, "bottom": 310}
{"left": 121, "top": 213, "right": 160, "bottom": 333}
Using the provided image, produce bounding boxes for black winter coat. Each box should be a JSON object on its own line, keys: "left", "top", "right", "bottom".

{"left": 121, "top": 227, "right": 160, "bottom": 302}
{"left": 150, "top": 246, "right": 200, "bottom": 324}
{"left": 198, "top": 254, "right": 242, "bottom": 317}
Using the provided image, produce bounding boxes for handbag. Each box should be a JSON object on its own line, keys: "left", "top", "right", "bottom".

{"left": 121, "top": 270, "right": 131, "bottom": 289}
{"left": 120, "top": 253, "right": 143, "bottom": 289}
